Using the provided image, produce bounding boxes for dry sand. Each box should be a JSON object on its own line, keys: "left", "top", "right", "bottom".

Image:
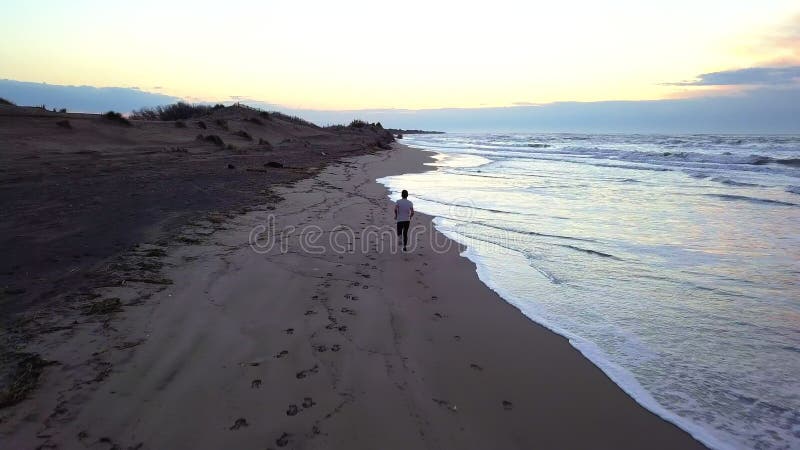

{"left": 1, "top": 143, "right": 705, "bottom": 449}
{"left": 0, "top": 104, "right": 393, "bottom": 318}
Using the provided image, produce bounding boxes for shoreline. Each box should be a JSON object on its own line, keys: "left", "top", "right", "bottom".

{"left": 1, "top": 144, "right": 705, "bottom": 449}
{"left": 433, "top": 229, "right": 726, "bottom": 450}
{"left": 380, "top": 146, "right": 728, "bottom": 450}
{"left": 388, "top": 134, "right": 800, "bottom": 450}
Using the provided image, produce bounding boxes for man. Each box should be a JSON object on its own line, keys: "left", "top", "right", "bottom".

{"left": 394, "top": 189, "right": 414, "bottom": 252}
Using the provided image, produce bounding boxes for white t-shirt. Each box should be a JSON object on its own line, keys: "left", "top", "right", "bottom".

{"left": 395, "top": 198, "right": 414, "bottom": 222}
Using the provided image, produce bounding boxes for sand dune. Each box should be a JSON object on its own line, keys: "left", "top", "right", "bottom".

{"left": 0, "top": 104, "right": 393, "bottom": 319}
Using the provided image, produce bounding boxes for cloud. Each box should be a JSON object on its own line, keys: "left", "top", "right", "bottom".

{"left": 512, "top": 101, "right": 542, "bottom": 106}
{"left": 771, "top": 14, "right": 800, "bottom": 61}
{"left": 665, "top": 66, "right": 800, "bottom": 86}
{"left": 0, "top": 79, "right": 179, "bottom": 113}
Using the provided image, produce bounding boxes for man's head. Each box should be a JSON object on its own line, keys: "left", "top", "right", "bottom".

{"left": 401, "top": 189, "right": 408, "bottom": 199}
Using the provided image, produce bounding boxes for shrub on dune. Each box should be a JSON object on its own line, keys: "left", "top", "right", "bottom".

{"left": 202, "top": 134, "right": 225, "bottom": 146}
{"left": 0, "top": 97, "right": 16, "bottom": 106}
{"left": 130, "top": 102, "right": 224, "bottom": 121}
{"left": 234, "top": 130, "right": 253, "bottom": 140}
{"left": 102, "top": 111, "right": 131, "bottom": 126}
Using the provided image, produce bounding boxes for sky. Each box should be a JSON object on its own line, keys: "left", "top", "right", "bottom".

{"left": 1, "top": 0, "right": 799, "bottom": 131}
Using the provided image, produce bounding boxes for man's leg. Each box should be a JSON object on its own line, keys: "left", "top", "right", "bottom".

{"left": 396, "top": 221, "right": 403, "bottom": 250}
{"left": 401, "top": 221, "right": 409, "bottom": 250}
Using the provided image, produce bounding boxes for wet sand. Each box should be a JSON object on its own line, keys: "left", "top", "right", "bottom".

{"left": 0, "top": 144, "right": 705, "bottom": 449}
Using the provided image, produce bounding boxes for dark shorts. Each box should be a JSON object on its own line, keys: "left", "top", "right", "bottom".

{"left": 396, "top": 221, "right": 410, "bottom": 242}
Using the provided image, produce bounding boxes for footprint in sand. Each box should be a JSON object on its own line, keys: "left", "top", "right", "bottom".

{"left": 251, "top": 379, "right": 262, "bottom": 389}
{"left": 286, "top": 404, "right": 299, "bottom": 416}
{"left": 454, "top": 335, "right": 462, "bottom": 341}
{"left": 432, "top": 398, "right": 458, "bottom": 412}
{"left": 304, "top": 310, "right": 317, "bottom": 316}
{"left": 275, "top": 350, "right": 289, "bottom": 358}
{"left": 276, "top": 432, "right": 290, "bottom": 447}
{"left": 314, "top": 345, "right": 328, "bottom": 352}
{"left": 230, "top": 418, "right": 248, "bottom": 430}
{"left": 284, "top": 328, "right": 294, "bottom": 335}
{"left": 502, "top": 400, "right": 514, "bottom": 410}
{"left": 302, "top": 397, "right": 316, "bottom": 408}
{"left": 340, "top": 307, "right": 356, "bottom": 315}
{"left": 331, "top": 344, "right": 341, "bottom": 352}
{"left": 469, "top": 363, "right": 483, "bottom": 371}
{"left": 433, "top": 312, "right": 445, "bottom": 320}
{"left": 296, "top": 364, "right": 320, "bottom": 379}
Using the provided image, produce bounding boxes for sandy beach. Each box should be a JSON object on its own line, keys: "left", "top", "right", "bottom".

{"left": 0, "top": 104, "right": 393, "bottom": 317}
{"left": 1, "top": 137, "right": 704, "bottom": 448}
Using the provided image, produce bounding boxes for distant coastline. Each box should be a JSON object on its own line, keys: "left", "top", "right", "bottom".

{"left": 388, "top": 128, "right": 445, "bottom": 137}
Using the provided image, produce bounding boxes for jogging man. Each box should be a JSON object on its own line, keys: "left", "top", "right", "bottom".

{"left": 394, "top": 190, "right": 414, "bottom": 252}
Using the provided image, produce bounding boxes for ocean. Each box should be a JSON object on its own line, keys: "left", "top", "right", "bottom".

{"left": 378, "top": 133, "right": 800, "bottom": 450}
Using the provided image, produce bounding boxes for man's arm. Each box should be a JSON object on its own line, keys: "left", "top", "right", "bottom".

{"left": 394, "top": 204, "right": 398, "bottom": 220}
{"left": 410, "top": 204, "right": 414, "bottom": 218}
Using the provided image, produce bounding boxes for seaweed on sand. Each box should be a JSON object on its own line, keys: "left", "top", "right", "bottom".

{"left": 0, "top": 353, "right": 58, "bottom": 408}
